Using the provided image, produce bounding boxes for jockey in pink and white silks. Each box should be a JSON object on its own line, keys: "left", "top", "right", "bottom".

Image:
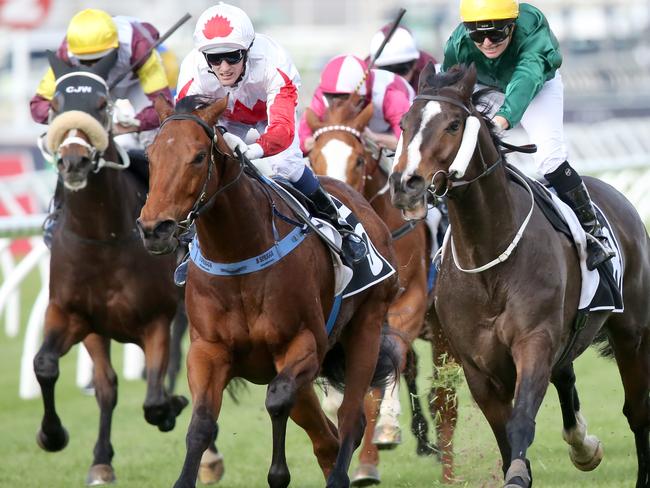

{"left": 299, "top": 54, "right": 414, "bottom": 154}
{"left": 176, "top": 3, "right": 367, "bottom": 265}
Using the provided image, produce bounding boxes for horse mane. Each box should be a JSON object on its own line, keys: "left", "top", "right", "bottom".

{"left": 174, "top": 94, "right": 219, "bottom": 114}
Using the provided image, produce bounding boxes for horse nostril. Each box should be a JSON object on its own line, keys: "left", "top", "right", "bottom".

{"left": 153, "top": 220, "right": 178, "bottom": 240}
{"left": 405, "top": 175, "right": 425, "bottom": 193}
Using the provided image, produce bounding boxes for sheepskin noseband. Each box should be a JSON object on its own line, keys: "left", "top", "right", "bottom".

{"left": 47, "top": 71, "right": 111, "bottom": 153}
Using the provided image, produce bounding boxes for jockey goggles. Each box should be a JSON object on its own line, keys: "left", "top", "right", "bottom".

{"left": 204, "top": 49, "right": 246, "bottom": 66}
{"left": 465, "top": 21, "right": 514, "bottom": 44}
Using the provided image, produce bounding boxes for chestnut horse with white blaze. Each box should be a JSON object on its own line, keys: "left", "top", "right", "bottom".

{"left": 137, "top": 94, "right": 401, "bottom": 488}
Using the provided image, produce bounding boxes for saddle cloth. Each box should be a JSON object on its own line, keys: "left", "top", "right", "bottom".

{"left": 513, "top": 170, "right": 623, "bottom": 313}
{"left": 313, "top": 197, "right": 396, "bottom": 298}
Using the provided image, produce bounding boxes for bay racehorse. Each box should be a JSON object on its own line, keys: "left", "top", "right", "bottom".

{"left": 306, "top": 95, "right": 459, "bottom": 483}
{"left": 32, "top": 53, "right": 189, "bottom": 485}
{"left": 389, "top": 63, "right": 650, "bottom": 488}
{"left": 137, "top": 94, "right": 401, "bottom": 488}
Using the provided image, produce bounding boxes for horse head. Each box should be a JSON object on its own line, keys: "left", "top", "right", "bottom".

{"left": 136, "top": 95, "right": 230, "bottom": 255}
{"left": 46, "top": 51, "right": 116, "bottom": 190}
{"left": 389, "top": 63, "right": 495, "bottom": 220}
{"left": 307, "top": 94, "right": 374, "bottom": 193}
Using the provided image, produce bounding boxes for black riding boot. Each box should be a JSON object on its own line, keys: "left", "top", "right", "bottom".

{"left": 42, "top": 178, "right": 63, "bottom": 249}
{"left": 308, "top": 185, "right": 368, "bottom": 264}
{"left": 545, "top": 162, "right": 615, "bottom": 270}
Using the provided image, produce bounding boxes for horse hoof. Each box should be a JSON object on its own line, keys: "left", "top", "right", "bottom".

{"left": 372, "top": 424, "right": 401, "bottom": 450}
{"left": 351, "top": 463, "right": 380, "bottom": 486}
{"left": 85, "top": 464, "right": 116, "bottom": 486}
{"left": 503, "top": 459, "right": 530, "bottom": 488}
{"left": 36, "top": 427, "right": 69, "bottom": 452}
{"left": 416, "top": 441, "right": 441, "bottom": 459}
{"left": 199, "top": 451, "right": 225, "bottom": 485}
{"left": 570, "top": 436, "right": 603, "bottom": 471}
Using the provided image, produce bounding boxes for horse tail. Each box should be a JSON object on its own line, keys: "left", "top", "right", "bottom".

{"left": 225, "top": 378, "right": 249, "bottom": 404}
{"left": 320, "top": 323, "right": 402, "bottom": 392}
{"left": 591, "top": 327, "right": 615, "bottom": 358}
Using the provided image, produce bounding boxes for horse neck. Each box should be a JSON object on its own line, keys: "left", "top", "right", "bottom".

{"left": 195, "top": 165, "right": 277, "bottom": 263}
{"left": 447, "top": 129, "right": 520, "bottom": 265}
{"left": 63, "top": 142, "right": 138, "bottom": 239}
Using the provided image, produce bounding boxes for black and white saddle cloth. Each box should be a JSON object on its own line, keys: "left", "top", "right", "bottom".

{"left": 330, "top": 197, "right": 395, "bottom": 298}
{"left": 509, "top": 167, "right": 623, "bottom": 313}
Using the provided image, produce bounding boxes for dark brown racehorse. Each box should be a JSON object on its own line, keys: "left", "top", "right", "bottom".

{"left": 32, "top": 55, "right": 188, "bottom": 485}
{"left": 389, "top": 63, "right": 650, "bottom": 488}
{"left": 306, "top": 96, "right": 459, "bottom": 483}
{"left": 137, "top": 94, "right": 400, "bottom": 488}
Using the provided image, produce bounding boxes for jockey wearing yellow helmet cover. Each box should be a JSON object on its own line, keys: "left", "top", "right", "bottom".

{"left": 442, "top": 1, "right": 615, "bottom": 270}
{"left": 30, "top": 9, "right": 173, "bottom": 132}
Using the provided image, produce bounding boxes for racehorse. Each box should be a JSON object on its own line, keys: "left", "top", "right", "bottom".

{"left": 32, "top": 53, "right": 189, "bottom": 485}
{"left": 306, "top": 96, "right": 459, "bottom": 483}
{"left": 136, "top": 94, "right": 401, "bottom": 488}
{"left": 389, "top": 63, "right": 650, "bottom": 488}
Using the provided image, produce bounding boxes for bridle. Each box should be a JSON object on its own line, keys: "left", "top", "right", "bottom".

{"left": 157, "top": 113, "right": 244, "bottom": 233}
{"left": 412, "top": 94, "right": 503, "bottom": 200}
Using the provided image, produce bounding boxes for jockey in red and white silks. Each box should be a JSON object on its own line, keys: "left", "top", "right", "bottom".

{"left": 299, "top": 54, "right": 414, "bottom": 154}
{"left": 176, "top": 5, "right": 304, "bottom": 183}
{"left": 177, "top": 2, "right": 368, "bottom": 264}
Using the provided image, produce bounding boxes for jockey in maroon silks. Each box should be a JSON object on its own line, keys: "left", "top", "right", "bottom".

{"left": 30, "top": 9, "right": 174, "bottom": 248}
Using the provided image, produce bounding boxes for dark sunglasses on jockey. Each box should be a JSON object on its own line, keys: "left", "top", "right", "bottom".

{"left": 204, "top": 49, "right": 246, "bottom": 66}
{"left": 465, "top": 19, "right": 515, "bottom": 44}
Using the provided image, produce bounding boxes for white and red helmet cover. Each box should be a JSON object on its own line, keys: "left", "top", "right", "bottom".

{"left": 193, "top": 2, "right": 255, "bottom": 54}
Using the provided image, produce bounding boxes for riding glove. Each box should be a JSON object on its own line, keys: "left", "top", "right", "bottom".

{"left": 223, "top": 132, "right": 264, "bottom": 160}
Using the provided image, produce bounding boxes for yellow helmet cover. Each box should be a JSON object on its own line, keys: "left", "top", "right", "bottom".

{"left": 67, "top": 9, "right": 118, "bottom": 59}
{"left": 460, "top": 0, "right": 519, "bottom": 22}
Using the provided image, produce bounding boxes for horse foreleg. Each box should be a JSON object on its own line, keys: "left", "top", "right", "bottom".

{"left": 166, "top": 300, "right": 188, "bottom": 394}
{"left": 329, "top": 315, "right": 383, "bottom": 488}
{"left": 463, "top": 363, "right": 513, "bottom": 484}
{"left": 289, "top": 385, "right": 339, "bottom": 479}
{"left": 401, "top": 347, "right": 434, "bottom": 457}
{"left": 607, "top": 322, "right": 650, "bottom": 488}
{"left": 551, "top": 363, "right": 603, "bottom": 472}
{"left": 83, "top": 334, "right": 118, "bottom": 485}
{"left": 504, "top": 337, "right": 555, "bottom": 488}
{"left": 174, "top": 339, "right": 231, "bottom": 488}
{"left": 350, "top": 388, "right": 382, "bottom": 486}
{"left": 267, "top": 329, "right": 321, "bottom": 488}
{"left": 33, "top": 304, "right": 85, "bottom": 452}
{"left": 428, "top": 321, "right": 460, "bottom": 482}
{"left": 142, "top": 317, "right": 188, "bottom": 432}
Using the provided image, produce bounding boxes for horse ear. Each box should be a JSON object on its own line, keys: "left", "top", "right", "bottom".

{"left": 47, "top": 50, "right": 72, "bottom": 79}
{"left": 459, "top": 64, "right": 477, "bottom": 102}
{"left": 417, "top": 61, "right": 437, "bottom": 94}
{"left": 154, "top": 94, "right": 174, "bottom": 122}
{"left": 352, "top": 102, "right": 373, "bottom": 130}
{"left": 305, "top": 108, "right": 323, "bottom": 132}
{"left": 199, "top": 95, "right": 229, "bottom": 126}
{"left": 91, "top": 50, "right": 118, "bottom": 80}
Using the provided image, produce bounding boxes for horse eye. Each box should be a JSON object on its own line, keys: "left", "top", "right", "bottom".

{"left": 447, "top": 120, "right": 461, "bottom": 133}
{"left": 356, "top": 156, "right": 365, "bottom": 168}
{"left": 97, "top": 95, "right": 107, "bottom": 110}
{"left": 192, "top": 152, "right": 206, "bottom": 165}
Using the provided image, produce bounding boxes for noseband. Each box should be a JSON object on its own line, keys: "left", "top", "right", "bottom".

{"left": 158, "top": 114, "right": 244, "bottom": 232}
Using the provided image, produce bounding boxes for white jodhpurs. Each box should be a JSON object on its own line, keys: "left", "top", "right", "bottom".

{"left": 478, "top": 71, "right": 569, "bottom": 176}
